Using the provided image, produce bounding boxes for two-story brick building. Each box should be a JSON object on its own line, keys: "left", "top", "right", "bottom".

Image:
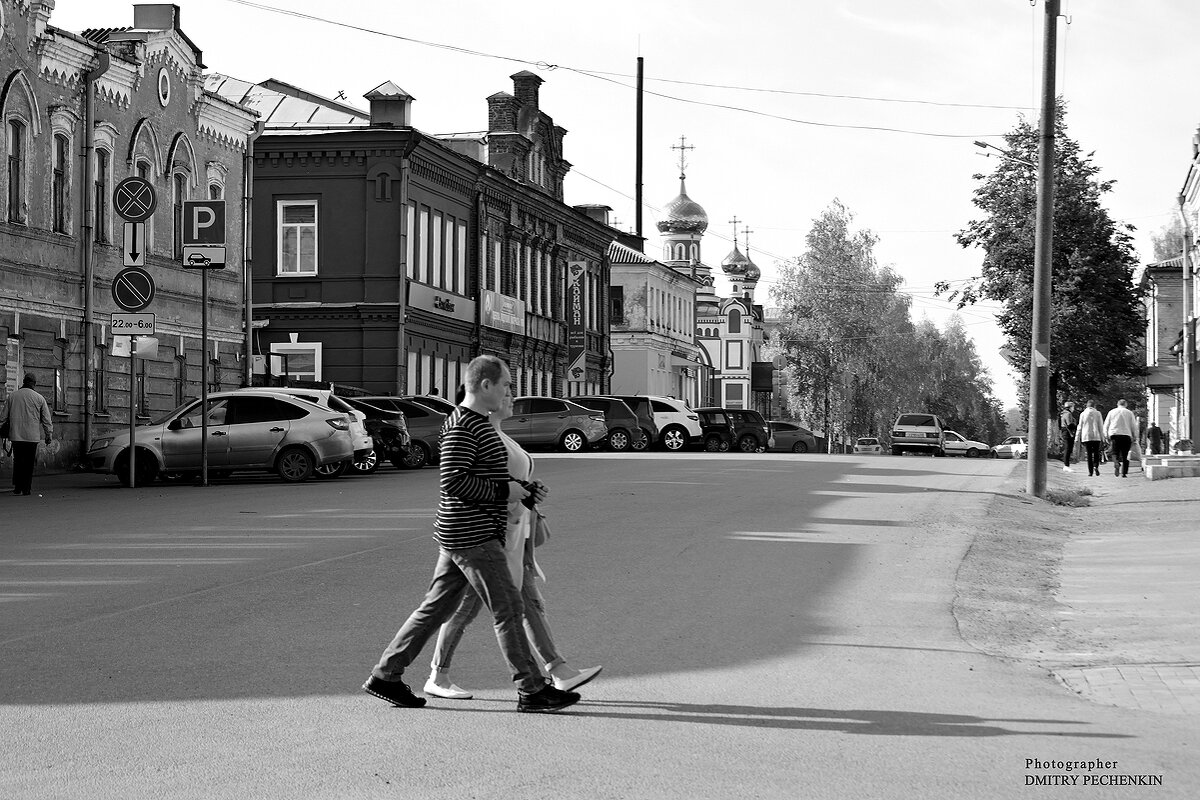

{"left": 1, "top": 2, "right": 255, "bottom": 468}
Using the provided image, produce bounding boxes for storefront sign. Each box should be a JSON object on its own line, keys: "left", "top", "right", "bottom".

{"left": 408, "top": 282, "right": 475, "bottom": 323}
{"left": 566, "top": 261, "right": 587, "bottom": 380}
{"left": 481, "top": 290, "right": 525, "bottom": 334}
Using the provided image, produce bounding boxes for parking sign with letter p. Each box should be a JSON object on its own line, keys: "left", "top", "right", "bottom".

{"left": 182, "top": 200, "right": 226, "bottom": 246}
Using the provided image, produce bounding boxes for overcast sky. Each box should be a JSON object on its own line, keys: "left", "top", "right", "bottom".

{"left": 49, "top": 0, "right": 1200, "bottom": 409}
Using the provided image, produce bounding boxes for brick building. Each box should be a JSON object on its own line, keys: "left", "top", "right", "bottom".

{"left": 1, "top": 2, "right": 255, "bottom": 468}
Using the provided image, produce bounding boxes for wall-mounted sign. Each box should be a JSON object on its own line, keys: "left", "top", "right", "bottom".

{"left": 566, "top": 261, "right": 587, "bottom": 380}
{"left": 408, "top": 281, "right": 475, "bottom": 324}
{"left": 481, "top": 290, "right": 525, "bottom": 334}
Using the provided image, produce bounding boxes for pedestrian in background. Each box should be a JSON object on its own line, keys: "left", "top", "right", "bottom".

{"left": 362, "top": 354, "right": 581, "bottom": 714}
{"left": 1102, "top": 398, "right": 1139, "bottom": 478}
{"left": 1059, "top": 401, "right": 1078, "bottom": 470}
{"left": 1075, "top": 400, "right": 1104, "bottom": 476}
{"left": 1146, "top": 421, "right": 1165, "bottom": 456}
{"left": 0, "top": 373, "right": 54, "bottom": 496}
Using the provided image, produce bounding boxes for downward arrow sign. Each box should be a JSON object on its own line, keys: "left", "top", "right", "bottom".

{"left": 122, "top": 222, "right": 145, "bottom": 267}
{"left": 129, "top": 223, "right": 140, "bottom": 262}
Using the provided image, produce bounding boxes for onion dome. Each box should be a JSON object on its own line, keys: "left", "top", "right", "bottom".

{"left": 721, "top": 245, "right": 750, "bottom": 275}
{"left": 656, "top": 177, "right": 708, "bottom": 234}
{"left": 744, "top": 256, "right": 761, "bottom": 281}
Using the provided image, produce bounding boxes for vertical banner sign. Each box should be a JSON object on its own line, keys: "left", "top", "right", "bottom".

{"left": 566, "top": 261, "right": 587, "bottom": 381}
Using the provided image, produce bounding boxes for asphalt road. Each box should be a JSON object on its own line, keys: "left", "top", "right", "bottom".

{"left": 1, "top": 453, "right": 1196, "bottom": 799}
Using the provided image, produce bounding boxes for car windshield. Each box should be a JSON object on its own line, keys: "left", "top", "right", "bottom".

{"left": 857, "top": 438, "right": 878, "bottom": 445}
{"left": 897, "top": 414, "right": 937, "bottom": 426}
{"left": 1003, "top": 437, "right": 1019, "bottom": 445}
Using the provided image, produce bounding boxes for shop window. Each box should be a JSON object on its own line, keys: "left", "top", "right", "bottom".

{"left": 270, "top": 342, "right": 321, "bottom": 382}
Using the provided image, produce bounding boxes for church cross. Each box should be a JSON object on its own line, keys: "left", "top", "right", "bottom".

{"left": 672, "top": 135, "right": 695, "bottom": 177}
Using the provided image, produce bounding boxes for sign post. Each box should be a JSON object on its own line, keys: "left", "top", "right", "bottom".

{"left": 183, "top": 200, "right": 226, "bottom": 487}
{"left": 566, "top": 261, "right": 587, "bottom": 392}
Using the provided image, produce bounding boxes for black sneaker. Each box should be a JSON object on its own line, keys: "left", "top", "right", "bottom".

{"left": 363, "top": 675, "right": 426, "bottom": 708}
{"left": 517, "top": 684, "right": 580, "bottom": 714}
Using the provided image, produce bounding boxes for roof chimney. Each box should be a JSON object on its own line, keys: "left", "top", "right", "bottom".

{"left": 511, "top": 71, "right": 543, "bottom": 110}
{"left": 133, "top": 4, "right": 180, "bottom": 30}
{"left": 364, "top": 81, "right": 414, "bottom": 128}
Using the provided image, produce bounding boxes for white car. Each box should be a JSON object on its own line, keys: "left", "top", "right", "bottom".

{"left": 991, "top": 435, "right": 1029, "bottom": 459}
{"left": 943, "top": 430, "right": 991, "bottom": 458}
{"left": 604, "top": 394, "right": 703, "bottom": 451}
{"left": 237, "top": 387, "right": 373, "bottom": 476}
{"left": 853, "top": 437, "right": 883, "bottom": 455}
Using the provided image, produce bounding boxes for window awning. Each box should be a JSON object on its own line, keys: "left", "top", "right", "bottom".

{"left": 1145, "top": 364, "right": 1183, "bottom": 389}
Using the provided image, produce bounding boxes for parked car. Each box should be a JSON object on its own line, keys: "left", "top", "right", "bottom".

{"left": 991, "top": 435, "right": 1029, "bottom": 459}
{"left": 697, "top": 407, "right": 770, "bottom": 452}
{"left": 604, "top": 395, "right": 702, "bottom": 451}
{"left": 943, "top": 430, "right": 990, "bottom": 458}
{"left": 504, "top": 396, "right": 608, "bottom": 452}
{"left": 577, "top": 395, "right": 658, "bottom": 451}
{"left": 696, "top": 409, "right": 735, "bottom": 452}
{"left": 240, "top": 387, "right": 373, "bottom": 478}
{"left": 359, "top": 396, "right": 447, "bottom": 469}
{"left": 87, "top": 390, "right": 355, "bottom": 485}
{"left": 853, "top": 436, "right": 883, "bottom": 455}
{"left": 569, "top": 396, "right": 647, "bottom": 451}
{"left": 340, "top": 397, "right": 411, "bottom": 472}
{"left": 404, "top": 394, "right": 457, "bottom": 415}
{"left": 768, "top": 421, "right": 817, "bottom": 453}
{"left": 890, "top": 412, "right": 947, "bottom": 456}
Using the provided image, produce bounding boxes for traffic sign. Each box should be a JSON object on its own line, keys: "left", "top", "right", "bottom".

{"left": 122, "top": 222, "right": 146, "bottom": 267}
{"left": 111, "top": 267, "right": 156, "bottom": 312}
{"left": 111, "top": 312, "right": 156, "bottom": 336}
{"left": 113, "top": 177, "right": 157, "bottom": 222}
{"left": 182, "top": 200, "right": 226, "bottom": 245}
{"left": 182, "top": 245, "right": 227, "bottom": 270}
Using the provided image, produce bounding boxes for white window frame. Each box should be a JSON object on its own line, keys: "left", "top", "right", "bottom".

{"left": 406, "top": 201, "right": 417, "bottom": 280}
{"left": 276, "top": 200, "right": 318, "bottom": 276}
{"left": 270, "top": 341, "right": 322, "bottom": 381}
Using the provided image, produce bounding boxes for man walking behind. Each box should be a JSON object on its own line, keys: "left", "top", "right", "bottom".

{"left": 1075, "top": 400, "right": 1105, "bottom": 477}
{"left": 363, "top": 354, "right": 581, "bottom": 713}
{"left": 1103, "top": 398, "right": 1139, "bottom": 478}
{"left": 0, "top": 373, "right": 54, "bottom": 496}
{"left": 1059, "top": 402, "right": 1078, "bottom": 470}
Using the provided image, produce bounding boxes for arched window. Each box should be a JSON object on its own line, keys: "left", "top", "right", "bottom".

{"left": 690, "top": 243, "right": 697, "bottom": 260}
{"left": 136, "top": 160, "right": 154, "bottom": 253}
{"left": 728, "top": 308, "right": 742, "bottom": 333}
{"left": 94, "top": 149, "right": 110, "bottom": 243}
{"left": 52, "top": 133, "right": 68, "bottom": 232}
{"left": 6, "top": 120, "right": 24, "bottom": 223}
{"left": 172, "top": 172, "right": 187, "bottom": 258}
{"left": 209, "top": 183, "right": 222, "bottom": 200}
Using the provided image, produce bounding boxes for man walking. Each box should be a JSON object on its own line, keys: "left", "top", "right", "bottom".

{"left": 1075, "top": 399, "right": 1104, "bottom": 477}
{"left": 1103, "top": 398, "right": 1139, "bottom": 478}
{"left": 0, "top": 373, "right": 54, "bottom": 496}
{"left": 1059, "top": 402, "right": 1078, "bottom": 470}
{"left": 363, "top": 354, "right": 581, "bottom": 713}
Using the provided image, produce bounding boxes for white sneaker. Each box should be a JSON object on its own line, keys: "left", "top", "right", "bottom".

{"left": 552, "top": 665, "right": 603, "bottom": 692}
{"left": 423, "top": 679, "right": 473, "bottom": 700}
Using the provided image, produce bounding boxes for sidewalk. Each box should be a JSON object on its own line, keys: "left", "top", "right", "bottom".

{"left": 1043, "top": 461, "right": 1200, "bottom": 714}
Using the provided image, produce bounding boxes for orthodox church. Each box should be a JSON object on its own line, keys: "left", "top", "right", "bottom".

{"left": 656, "top": 149, "right": 766, "bottom": 409}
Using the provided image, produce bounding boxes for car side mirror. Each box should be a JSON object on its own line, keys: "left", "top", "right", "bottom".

{"left": 167, "top": 419, "right": 183, "bottom": 431}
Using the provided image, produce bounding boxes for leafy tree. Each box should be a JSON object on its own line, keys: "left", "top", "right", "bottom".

{"left": 1150, "top": 214, "right": 1185, "bottom": 263}
{"left": 942, "top": 103, "right": 1145, "bottom": 410}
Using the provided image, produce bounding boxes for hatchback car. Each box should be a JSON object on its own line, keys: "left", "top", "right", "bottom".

{"left": 991, "top": 435, "right": 1029, "bottom": 459}
{"left": 698, "top": 407, "right": 770, "bottom": 452}
{"left": 359, "top": 396, "right": 447, "bottom": 469}
{"left": 577, "top": 395, "right": 658, "bottom": 451}
{"left": 605, "top": 395, "right": 702, "bottom": 451}
{"left": 696, "top": 409, "right": 736, "bottom": 452}
{"left": 890, "top": 412, "right": 946, "bottom": 456}
{"left": 569, "top": 396, "right": 646, "bottom": 451}
{"left": 768, "top": 421, "right": 817, "bottom": 453}
{"left": 505, "top": 396, "right": 608, "bottom": 452}
{"left": 240, "top": 387, "right": 373, "bottom": 477}
{"left": 88, "top": 390, "right": 355, "bottom": 485}
{"left": 853, "top": 437, "right": 883, "bottom": 455}
{"left": 943, "top": 430, "right": 990, "bottom": 458}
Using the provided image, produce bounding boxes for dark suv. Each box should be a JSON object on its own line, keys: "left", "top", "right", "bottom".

{"left": 359, "top": 396, "right": 447, "bottom": 469}
{"left": 698, "top": 407, "right": 770, "bottom": 452}
{"left": 696, "top": 409, "right": 736, "bottom": 452}
{"left": 570, "top": 396, "right": 646, "bottom": 452}
{"left": 576, "top": 395, "right": 658, "bottom": 451}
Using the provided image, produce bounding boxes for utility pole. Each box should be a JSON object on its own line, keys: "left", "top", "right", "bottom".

{"left": 1179, "top": 194, "right": 1195, "bottom": 448}
{"left": 1027, "top": 0, "right": 1060, "bottom": 498}
{"left": 635, "top": 56, "right": 644, "bottom": 239}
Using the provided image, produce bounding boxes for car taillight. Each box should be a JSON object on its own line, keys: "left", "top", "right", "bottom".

{"left": 326, "top": 418, "right": 348, "bottom": 430}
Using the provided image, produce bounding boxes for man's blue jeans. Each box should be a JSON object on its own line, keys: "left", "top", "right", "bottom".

{"left": 371, "top": 539, "right": 547, "bottom": 695}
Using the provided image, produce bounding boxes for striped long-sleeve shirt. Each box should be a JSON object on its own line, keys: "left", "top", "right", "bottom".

{"left": 434, "top": 406, "right": 511, "bottom": 549}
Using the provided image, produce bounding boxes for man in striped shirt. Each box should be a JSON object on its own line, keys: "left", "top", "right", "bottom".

{"left": 364, "top": 355, "right": 581, "bottom": 713}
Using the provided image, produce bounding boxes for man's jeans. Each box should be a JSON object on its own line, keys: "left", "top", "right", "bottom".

{"left": 371, "top": 539, "right": 547, "bottom": 694}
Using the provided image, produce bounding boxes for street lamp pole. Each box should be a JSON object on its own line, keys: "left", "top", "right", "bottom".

{"left": 1028, "top": 0, "right": 1060, "bottom": 498}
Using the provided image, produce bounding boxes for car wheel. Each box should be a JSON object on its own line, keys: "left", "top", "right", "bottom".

{"left": 397, "top": 442, "right": 429, "bottom": 470}
{"left": 661, "top": 425, "right": 687, "bottom": 451}
{"left": 276, "top": 446, "right": 315, "bottom": 482}
{"left": 116, "top": 448, "right": 160, "bottom": 487}
{"left": 314, "top": 460, "right": 349, "bottom": 479}
{"left": 737, "top": 435, "right": 760, "bottom": 453}
{"left": 933, "top": 448, "right": 945, "bottom": 457}
{"left": 989, "top": 450, "right": 998, "bottom": 459}
{"left": 560, "top": 430, "right": 586, "bottom": 452}
{"left": 704, "top": 434, "right": 724, "bottom": 452}
{"left": 352, "top": 449, "right": 380, "bottom": 474}
{"left": 791, "top": 441, "right": 809, "bottom": 454}
{"left": 631, "top": 428, "right": 652, "bottom": 452}
{"left": 965, "top": 448, "right": 980, "bottom": 458}
{"left": 892, "top": 447, "right": 903, "bottom": 456}
{"left": 607, "top": 429, "right": 630, "bottom": 452}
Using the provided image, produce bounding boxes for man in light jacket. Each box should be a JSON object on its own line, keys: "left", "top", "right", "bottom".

{"left": 1074, "top": 399, "right": 1105, "bottom": 477}
{"left": 1102, "top": 398, "right": 1139, "bottom": 478}
{"left": 0, "top": 373, "right": 54, "bottom": 495}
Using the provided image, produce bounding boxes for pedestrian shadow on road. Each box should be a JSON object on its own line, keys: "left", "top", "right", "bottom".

{"left": 508, "top": 700, "right": 1134, "bottom": 738}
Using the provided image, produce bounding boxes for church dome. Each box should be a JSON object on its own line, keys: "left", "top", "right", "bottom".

{"left": 656, "top": 178, "right": 708, "bottom": 234}
{"left": 721, "top": 245, "right": 750, "bottom": 275}
{"left": 744, "top": 257, "right": 761, "bottom": 281}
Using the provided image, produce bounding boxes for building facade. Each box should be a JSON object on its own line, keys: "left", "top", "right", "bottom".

{"left": 1140, "top": 257, "right": 1186, "bottom": 444}
{"left": 1, "top": 2, "right": 255, "bottom": 468}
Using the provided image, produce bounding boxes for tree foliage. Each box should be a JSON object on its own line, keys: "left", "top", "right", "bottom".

{"left": 1150, "top": 214, "right": 1185, "bottom": 263}
{"left": 943, "top": 104, "right": 1145, "bottom": 404}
